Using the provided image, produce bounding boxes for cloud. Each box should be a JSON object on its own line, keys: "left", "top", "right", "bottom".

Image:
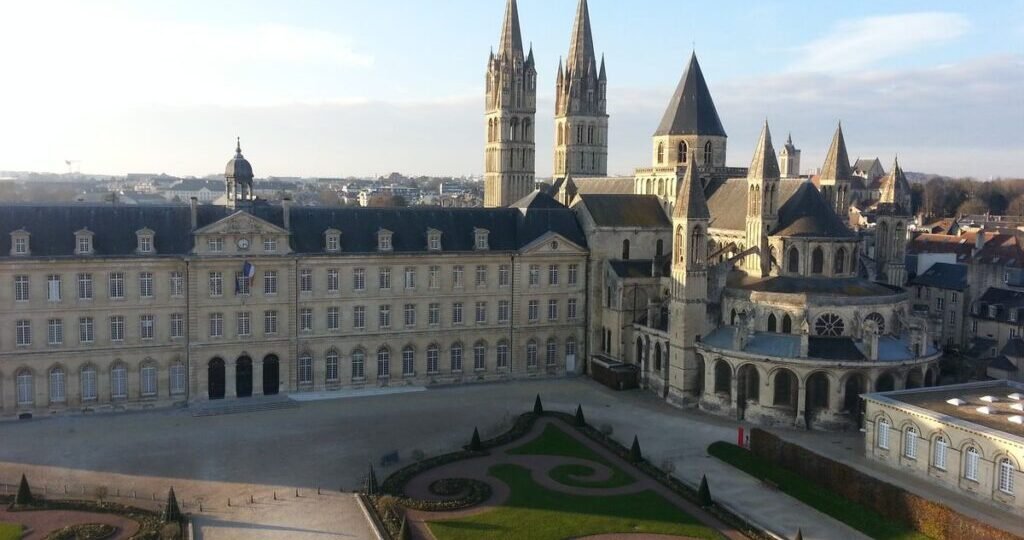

{"left": 790, "top": 12, "right": 970, "bottom": 73}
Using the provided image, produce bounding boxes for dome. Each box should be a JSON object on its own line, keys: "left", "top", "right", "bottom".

{"left": 225, "top": 138, "right": 253, "bottom": 179}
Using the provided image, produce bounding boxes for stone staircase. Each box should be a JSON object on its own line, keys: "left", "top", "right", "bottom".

{"left": 189, "top": 395, "right": 299, "bottom": 417}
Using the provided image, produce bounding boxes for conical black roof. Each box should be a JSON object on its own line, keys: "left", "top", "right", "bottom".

{"left": 655, "top": 53, "right": 726, "bottom": 137}
{"left": 774, "top": 182, "right": 855, "bottom": 238}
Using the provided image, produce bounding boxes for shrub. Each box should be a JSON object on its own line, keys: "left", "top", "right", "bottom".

{"left": 533, "top": 394, "right": 543, "bottom": 414}
{"left": 629, "top": 435, "right": 643, "bottom": 463}
{"left": 469, "top": 427, "right": 482, "bottom": 452}
{"left": 698, "top": 475, "right": 711, "bottom": 507}
{"left": 93, "top": 486, "right": 108, "bottom": 504}
{"left": 575, "top": 404, "right": 586, "bottom": 426}
{"left": 43, "top": 523, "right": 115, "bottom": 540}
{"left": 14, "top": 474, "right": 32, "bottom": 506}
{"left": 161, "top": 487, "right": 181, "bottom": 523}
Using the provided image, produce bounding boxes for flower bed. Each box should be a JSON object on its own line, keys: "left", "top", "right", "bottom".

{"left": 0, "top": 495, "right": 178, "bottom": 540}
{"left": 44, "top": 523, "right": 117, "bottom": 540}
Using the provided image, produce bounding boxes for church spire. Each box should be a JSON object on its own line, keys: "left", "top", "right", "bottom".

{"left": 656, "top": 53, "right": 726, "bottom": 137}
{"left": 497, "top": 0, "right": 524, "bottom": 60}
{"left": 566, "top": 0, "right": 595, "bottom": 76}
{"left": 820, "top": 123, "right": 853, "bottom": 181}
{"left": 748, "top": 121, "right": 780, "bottom": 180}
{"left": 674, "top": 150, "right": 710, "bottom": 219}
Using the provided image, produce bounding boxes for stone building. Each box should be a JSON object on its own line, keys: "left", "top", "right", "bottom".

{"left": 908, "top": 262, "right": 969, "bottom": 349}
{"left": 484, "top": 0, "right": 537, "bottom": 208}
{"left": 863, "top": 381, "right": 1023, "bottom": 516}
{"left": 0, "top": 144, "right": 587, "bottom": 416}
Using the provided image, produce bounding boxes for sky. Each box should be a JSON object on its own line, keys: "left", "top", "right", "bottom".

{"left": 0, "top": 0, "right": 1022, "bottom": 179}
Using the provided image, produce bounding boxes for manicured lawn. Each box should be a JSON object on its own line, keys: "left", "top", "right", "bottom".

{"left": 0, "top": 522, "right": 23, "bottom": 540}
{"left": 429, "top": 464, "right": 722, "bottom": 540}
{"left": 507, "top": 423, "right": 634, "bottom": 488}
{"left": 707, "top": 442, "right": 931, "bottom": 540}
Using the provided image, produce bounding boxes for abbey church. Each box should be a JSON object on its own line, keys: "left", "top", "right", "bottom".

{"left": 0, "top": 0, "right": 938, "bottom": 432}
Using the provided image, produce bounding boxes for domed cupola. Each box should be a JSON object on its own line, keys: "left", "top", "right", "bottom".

{"left": 225, "top": 137, "right": 255, "bottom": 206}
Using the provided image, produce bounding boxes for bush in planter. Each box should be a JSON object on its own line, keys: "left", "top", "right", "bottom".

{"left": 162, "top": 487, "right": 182, "bottom": 523}
{"left": 698, "top": 474, "right": 712, "bottom": 507}
{"left": 534, "top": 394, "right": 543, "bottom": 414}
{"left": 14, "top": 474, "right": 33, "bottom": 506}
{"left": 629, "top": 435, "right": 643, "bottom": 463}
{"left": 575, "top": 404, "right": 586, "bottom": 426}
{"left": 469, "top": 427, "right": 482, "bottom": 452}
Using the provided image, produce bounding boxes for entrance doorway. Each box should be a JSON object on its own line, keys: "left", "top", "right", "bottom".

{"left": 208, "top": 358, "right": 225, "bottom": 400}
{"left": 263, "top": 355, "right": 280, "bottom": 396}
{"left": 236, "top": 356, "right": 253, "bottom": 398}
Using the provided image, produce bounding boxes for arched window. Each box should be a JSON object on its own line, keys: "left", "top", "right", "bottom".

{"left": 933, "top": 435, "right": 948, "bottom": 470}
{"left": 473, "top": 341, "right": 487, "bottom": 371}
{"left": 811, "top": 247, "right": 824, "bottom": 274}
{"left": 678, "top": 141, "right": 688, "bottom": 163}
{"left": 876, "top": 417, "right": 890, "bottom": 449}
{"left": 377, "top": 347, "right": 390, "bottom": 378}
{"left": 426, "top": 344, "right": 439, "bottom": 373}
{"left": 714, "top": 361, "right": 731, "bottom": 394}
{"left": 815, "top": 313, "right": 845, "bottom": 336}
{"left": 656, "top": 239, "right": 664, "bottom": 257}
{"left": 298, "top": 353, "right": 313, "bottom": 384}
{"left": 450, "top": 342, "right": 463, "bottom": 372}
{"left": 140, "top": 362, "right": 157, "bottom": 397}
{"left": 903, "top": 426, "right": 918, "bottom": 459}
{"left": 523, "top": 119, "right": 531, "bottom": 141}
{"left": 704, "top": 141, "right": 713, "bottom": 163}
{"left": 81, "top": 365, "right": 98, "bottom": 401}
{"left": 657, "top": 142, "right": 665, "bottom": 164}
{"left": 767, "top": 313, "right": 777, "bottom": 332}
{"left": 49, "top": 367, "right": 66, "bottom": 403}
{"left": 865, "top": 312, "right": 886, "bottom": 334}
{"left": 675, "top": 227, "right": 684, "bottom": 262}
{"left": 730, "top": 309, "right": 737, "bottom": 325}
{"left": 834, "top": 247, "right": 847, "bottom": 274}
{"left": 351, "top": 349, "right": 365, "bottom": 379}
{"left": 526, "top": 340, "right": 538, "bottom": 368}
{"left": 497, "top": 341, "right": 510, "bottom": 369}
{"left": 787, "top": 247, "right": 800, "bottom": 273}
{"left": 402, "top": 346, "right": 415, "bottom": 376}
{"left": 326, "top": 349, "right": 339, "bottom": 382}
{"left": 964, "top": 446, "right": 980, "bottom": 481}
{"left": 546, "top": 338, "right": 558, "bottom": 366}
{"left": 566, "top": 337, "right": 577, "bottom": 360}
{"left": 111, "top": 363, "right": 128, "bottom": 400}
{"left": 622, "top": 239, "right": 630, "bottom": 260}
{"left": 782, "top": 314, "right": 793, "bottom": 333}
{"left": 998, "top": 457, "right": 1016, "bottom": 494}
{"left": 690, "top": 226, "right": 703, "bottom": 264}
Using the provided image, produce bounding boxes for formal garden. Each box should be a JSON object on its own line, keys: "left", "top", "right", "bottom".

{"left": 0, "top": 475, "right": 185, "bottom": 540}
{"left": 365, "top": 396, "right": 763, "bottom": 540}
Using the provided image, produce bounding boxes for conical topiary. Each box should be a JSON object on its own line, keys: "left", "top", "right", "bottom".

{"left": 575, "top": 404, "right": 586, "bottom": 426}
{"left": 470, "top": 427, "right": 482, "bottom": 451}
{"left": 698, "top": 474, "right": 712, "bottom": 507}
{"left": 365, "top": 464, "right": 379, "bottom": 496}
{"left": 533, "top": 394, "right": 543, "bottom": 414}
{"left": 629, "top": 435, "right": 642, "bottom": 462}
{"left": 794, "top": 528, "right": 803, "bottom": 540}
{"left": 162, "top": 487, "right": 182, "bottom": 523}
{"left": 14, "top": 474, "right": 33, "bottom": 506}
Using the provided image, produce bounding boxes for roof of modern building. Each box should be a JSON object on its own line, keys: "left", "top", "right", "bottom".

{"left": 578, "top": 194, "right": 670, "bottom": 228}
{"left": 773, "top": 181, "right": 856, "bottom": 239}
{"left": 654, "top": 53, "right": 726, "bottom": 137}
{"left": 909, "top": 262, "right": 968, "bottom": 291}
{"left": 865, "top": 380, "right": 1024, "bottom": 440}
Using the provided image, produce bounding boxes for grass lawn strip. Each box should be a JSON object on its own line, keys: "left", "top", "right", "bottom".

{"left": 708, "top": 442, "right": 931, "bottom": 540}
{"left": 0, "top": 523, "right": 22, "bottom": 540}
{"left": 429, "top": 464, "right": 722, "bottom": 540}
{"left": 508, "top": 423, "right": 634, "bottom": 488}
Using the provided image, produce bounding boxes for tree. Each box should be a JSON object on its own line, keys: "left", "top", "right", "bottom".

{"left": 365, "top": 464, "right": 379, "bottom": 496}
{"left": 469, "top": 427, "right": 482, "bottom": 451}
{"left": 575, "top": 404, "right": 586, "bottom": 426}
{"left": 957, "top": 198, "right": 989, "bottom": 217}
{"left": 162, "top": 487, "right": 182, "bottom": 523}
{"left": 1008, "top": 195, "right": 1024, "bottom": 216}
{"left": 533, "top": 394, "right": 543, "bottom": 414}
{"left": 14, "top": 474, "right": 33, "bottom": 506}
{"left": 629, "top": 435, "right": 643, "bottom": 463}
{"left": 698, "top": 474, "right": 712, "bottom": 507}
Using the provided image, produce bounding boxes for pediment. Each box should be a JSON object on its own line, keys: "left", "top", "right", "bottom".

{"left": 195, "top": 211, "right": 288, "bottom": 236}
{"left": 520, "top": 232, "right": 586, "bottom": 255}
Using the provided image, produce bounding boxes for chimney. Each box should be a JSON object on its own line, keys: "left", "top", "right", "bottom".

{"left": 282, "top": 197, "right": 292, "bottom": 230}
{"left": 190, "top": 197, "right": 198, "bottom": 230}
{"left": 975, "top": 229, "right": 987, "bottom": 251}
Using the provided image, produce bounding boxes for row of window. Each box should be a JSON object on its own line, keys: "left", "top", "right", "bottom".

{"left": 785, "top": 245, "right": 851, "bottom": 275}
{"left": 876, "top": 419, "right": 1016, "bottom": 495}
{"left": 295, "top": 337, "right": 578, "bottom": 383}
{"left": 11, "top": 363, "right": 187, "bottom": 406}
{"left": 10, "top": 229, "right": 155, "bottom": 257}
{"left": 15, "top": 314, "right": 185, "bottom": 346}
{"left": 655, "top": 140, "right": 712, "bottom": 165}
{"left": 13, "top": 272, "right": 185, "bottom": 302}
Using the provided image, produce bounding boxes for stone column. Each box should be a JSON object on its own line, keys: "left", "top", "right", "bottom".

{"left": 729, "top": 367, "right": 740, "bottom": 418}
{"left": 253, "top": 360, "right": 264, "bottom": 397}
{"left": 828, "top": 380, "right": 844, "bottom": 413}
{"left": 225, "top": 362, "right": 237, "bottom": 398}
{"left": 796, "top": 381, "right": 808, "bottom": 428}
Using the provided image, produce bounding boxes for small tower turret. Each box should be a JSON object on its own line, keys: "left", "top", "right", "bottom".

{"left": 818, "top": 123, "right": 853, "bottom": 219}
{"left": 874, "top": 157, "right": 912, "bottom": 286}
{"left": 744, "top": 121, "right": 781, "bottom": 276}
{"left": 225, "top": 137, "right": 255, "bottom": 208}
{"left": 780, "top": 133, "right": 801, "bottom": 178}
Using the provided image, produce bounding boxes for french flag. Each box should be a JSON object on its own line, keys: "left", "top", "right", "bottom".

{"left": 238, "top": 261, "right": 256, "bottom": 293}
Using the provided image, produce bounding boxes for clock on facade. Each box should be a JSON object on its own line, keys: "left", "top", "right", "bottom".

{"left": 237, "top": 238, "right": 250, "bottom": 250}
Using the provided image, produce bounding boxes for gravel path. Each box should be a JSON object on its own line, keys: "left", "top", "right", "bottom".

{"left": 402, "top": 417, "right": 745, "bottom": 540}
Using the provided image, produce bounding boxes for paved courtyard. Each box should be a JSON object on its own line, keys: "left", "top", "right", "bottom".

{"left": 0, "top": 377, "right": 869, "bottom": 540}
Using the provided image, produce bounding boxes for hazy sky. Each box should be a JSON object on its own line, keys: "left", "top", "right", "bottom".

{"left": 1, "top": 0, "right": 1022, "bottom": 179}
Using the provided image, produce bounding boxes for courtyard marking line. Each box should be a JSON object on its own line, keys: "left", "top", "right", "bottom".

{"left": 288, "top": 386, "right": 426, "bottom": 402}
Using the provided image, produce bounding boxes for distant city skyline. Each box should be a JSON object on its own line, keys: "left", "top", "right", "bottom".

{"left": 0, "top": 0, "right": 1021, "bottom": 179}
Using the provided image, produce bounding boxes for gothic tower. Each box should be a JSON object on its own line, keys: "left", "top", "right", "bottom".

{"left": 779, "top": 133, "right": 801, "bottom": 178}
{"left": 668, "top": 150, "right": 709, "bottom": 406}
{"left": 875, "top": 157, "right": 912, "bottom": 286}
{"left": 818, "top": 123, "right": 853, "bottom": 219}
{"left": 484, "top": 0, "right": 537, "bottom": 208}
{"left": 744, "top": 122, "right": 780, "bottom": 276}
{"left": 652, "top": 53, "right": 727, "bottom": 170}
{"left": 553, "top": 0, "right": 608, "bottom": 179}
{"left": 225, "top": 137, "right": 254, "bottom": 208}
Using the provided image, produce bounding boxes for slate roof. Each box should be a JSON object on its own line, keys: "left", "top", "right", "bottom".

{"left": 654, "top": 53, "right": 726, "bottom": 137}
{"left": 497, "top": 0, "right": 524, "bottom": 59}
{"left": 819, "top": 124, "right": 854, "bottom": 182}
{"left": 571, "top": 176, "right": 635, "bottom": 195}
{"left": 727, "top": 274, "right": 900, "bottom": 297}
{"left": 973, "top": 287, "right": 1024, "bottom": 323}
{"left": 809, "top": 337, "right": 866, "bottom": 361}
{"left": 773, "top": 182, "right": 856, "bottom": 238}
{"left": 510, "top": 190, "right": 565, "bottom": 210}
{"left": 989, "top": 355, "right": 1019, "bottom": 372}
{"left": 0, "top": 202, "right": 586, "bottom": 258}
{"left": 910, "top": 262, "right": 968, "bottom": 291}
{"left": 609, "top": 260, "right": 656, "bottom": 279}
{"left": 747, "top": 122, "right": 780, "bottom": 180}
{"left": 225, "top": 139, "right": 254, "bottom": 179}
{"left": 578, "top": 194, "right": 670, "bottom": 228}
{"left": 705, "top": 177, "right": 803, "bottom": 231}
{"left": 1001, "top": 338, "right": 1024, "bottom": 358}
{"left": 673, "top": 151, "right": 710, "bottom": 220}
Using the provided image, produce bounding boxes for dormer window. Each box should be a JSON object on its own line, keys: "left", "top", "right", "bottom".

{"left": 427, "top": 229, "right": 442, "bottom": 251}
{"left": 475, "top": 229, "right": 490, "bottom": 250}
{"left": 990, "top": 305, "right": 999, "bottom": 318}
{"left": 9, "top": 230, "right": 29, "bottom": 256}
{"left": 378, "top": 229, "right": 393, "bottom": 252}
{"left": 136, "top": 228, "right": 155, "bottom": 254}
{"left": 1011, "top": 309, "right": 1018, "bottom": 323}
{"left": 324, "top": 229, "right": 341, "bottom": 252}
{"left": 75, "top": 229, "right": 94, "bottom": 255}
